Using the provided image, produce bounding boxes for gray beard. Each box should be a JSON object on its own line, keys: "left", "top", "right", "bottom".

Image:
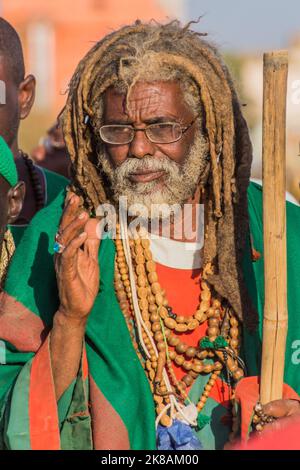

{"left": 98, "top": 133, "right": 209, "bottom": 217}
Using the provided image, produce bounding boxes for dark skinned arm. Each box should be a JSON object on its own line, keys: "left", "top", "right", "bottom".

{"left": 50, "top": 195, "right": 100, "bottom": 400}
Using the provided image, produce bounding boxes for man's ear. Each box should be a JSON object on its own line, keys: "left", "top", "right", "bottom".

{"left": 18, "top": 75, "right": 36, "bottom": 120}
{"left": 7, "top": 181, "right": 25, "bottom": 224}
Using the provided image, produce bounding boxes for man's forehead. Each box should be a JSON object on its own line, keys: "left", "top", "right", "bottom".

{"left": 128, "top": 87, "right": 161, "bottom": 114}
{"left": 103, "top": 81, "right": 187, "bottom": 119}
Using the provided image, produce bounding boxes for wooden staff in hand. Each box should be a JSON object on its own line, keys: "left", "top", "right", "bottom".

{"left": 260, "top": 50, "right": 289, "bottom": 406}
{"left": 252, "top": 52, "right": 300, "bottom": 436}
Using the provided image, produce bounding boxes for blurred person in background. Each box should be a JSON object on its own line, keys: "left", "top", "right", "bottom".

{"left": 31, "top": 122, "right": 71, "bottom": 179}
{"left": 0, "top": 17, "right": 68, "bottom": 247}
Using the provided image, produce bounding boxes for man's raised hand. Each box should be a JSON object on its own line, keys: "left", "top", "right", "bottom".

{"left": 54, "top": 193, "right": 100, "bottom": 322}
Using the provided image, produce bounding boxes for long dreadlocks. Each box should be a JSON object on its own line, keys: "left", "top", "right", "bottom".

{"left": 62, "top": 20, "right": 256, "bottom": 327}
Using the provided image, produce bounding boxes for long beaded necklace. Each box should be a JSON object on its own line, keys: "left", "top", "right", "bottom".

{"left": 114, "top": 221, "right": 244, "bottom": 439}
{"left": 20, "top": 151, "right": 45, "bottom": 212}
{"left": 0, "top": 229, "right": 15, "bottom": 287}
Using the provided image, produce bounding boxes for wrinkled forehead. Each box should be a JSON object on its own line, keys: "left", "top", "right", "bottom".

{"left": 102, "top": 81, "right": 193, "bottom": 122}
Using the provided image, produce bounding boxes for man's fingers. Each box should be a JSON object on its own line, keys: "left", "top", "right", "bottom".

{"left": 84, "top": 218, "right": 102, "bottom": 240}
{"left": 263, "top": 416, "right": 292, "bottom": 433}
{"left": 59, "top": 194, "right": 82, "bottom": 232}
{"left": 84, "top": 238, "right": 101, "bottom": 260}
{"left": 262, "top": 400, "right": 289, "bottom": 418}
{"left": 64, "top": 191, "right": 76, "bottom": 207}
{"left": 262, "top": 399, "right": 300, "bottom": 418}
{"left": 84, "top": 218, "right": 101, "bottom": 259}
{"left": 61, "top": 232, "right": 87, "bottom": 264}
{"left": 58, "top": 212, "right": 88, "bottom": 247}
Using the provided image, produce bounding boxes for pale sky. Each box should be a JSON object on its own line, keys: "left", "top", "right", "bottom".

{"left": 187, "top": 0, "right": 300, "bottom": 52}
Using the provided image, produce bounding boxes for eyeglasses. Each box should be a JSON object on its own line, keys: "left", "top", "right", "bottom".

{"left": 99, "top": 117, "right": 197, "bottom": 145}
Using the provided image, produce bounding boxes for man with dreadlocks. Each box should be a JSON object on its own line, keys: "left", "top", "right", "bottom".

{"left": 1, "top": 20, "right": 300, "bottom": 450}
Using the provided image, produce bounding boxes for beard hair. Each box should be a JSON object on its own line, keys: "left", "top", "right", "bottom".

{"left": 98, "top": 132, "right": 209, "bottom": 219}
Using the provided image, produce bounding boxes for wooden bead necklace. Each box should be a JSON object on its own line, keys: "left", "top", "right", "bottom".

{"left": 114, "top": 223, "right": 244, "bottom": 432}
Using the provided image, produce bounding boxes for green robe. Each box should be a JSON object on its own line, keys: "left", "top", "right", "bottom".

{"left": 0, "top": 181, "right": 299, "bottom": 449}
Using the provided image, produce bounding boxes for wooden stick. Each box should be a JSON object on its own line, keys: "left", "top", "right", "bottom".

{"left": 260, "top": 51, "right": 289, "bottom": 404}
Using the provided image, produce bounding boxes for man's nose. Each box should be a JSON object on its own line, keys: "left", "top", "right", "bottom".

{"left": 128, "top": 129, "right": 155, "bottom": 159}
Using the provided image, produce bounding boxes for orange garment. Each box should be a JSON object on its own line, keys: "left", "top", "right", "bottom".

{"left": 156, "top": 262, "right": 231, "bottom": 407}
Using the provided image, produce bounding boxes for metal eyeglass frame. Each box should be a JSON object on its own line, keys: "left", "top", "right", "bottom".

{"left": 99, "top": 116, "right": 198, "bottom": 145}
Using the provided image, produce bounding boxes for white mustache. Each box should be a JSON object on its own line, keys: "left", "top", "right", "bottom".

{"left": 115, "top": 155, "right": 180, "bottom": 179}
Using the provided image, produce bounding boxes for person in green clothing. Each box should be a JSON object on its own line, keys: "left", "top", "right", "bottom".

{"left": 0, "top": 137, "right": 24, "bottom": 284}
{"left": 0, "top": 17, "right": 68, "bottom": 247}
{"left": 1, "top": 20, "right": 300, "bottom": 450}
